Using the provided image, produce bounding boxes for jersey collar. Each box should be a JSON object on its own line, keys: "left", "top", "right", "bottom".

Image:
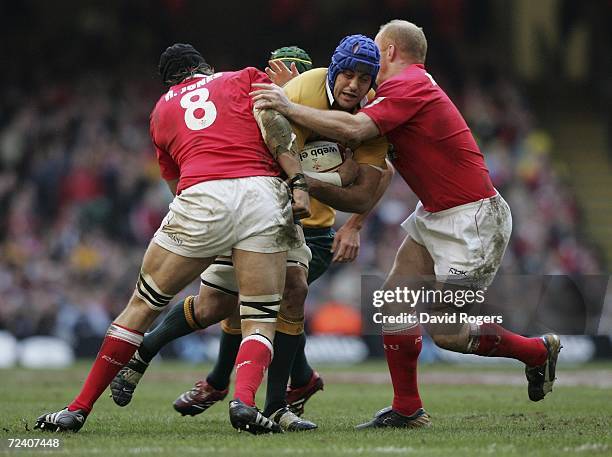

{"left": 325, "top": 76, "right": 335, "bottom": 107}
{"left": 181, "top": 73, "right": 207, "bottom": 84}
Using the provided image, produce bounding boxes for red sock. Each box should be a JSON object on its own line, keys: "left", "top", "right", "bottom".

{"left": 233, "top": 334, "right": 273, "bottom": 407}
{"left": 383, "top": 328, "right": 423, "bottom": 416}
{"left": 472, "top": 323, "right": 546, "bottom": 366}
{"left": 69, "top": 323, "right": 143, "bottom": 413}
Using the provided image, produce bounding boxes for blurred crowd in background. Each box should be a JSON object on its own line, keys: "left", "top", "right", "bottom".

{"left": 0, "top": 0, "right": 608, "bottom": 357}
{"left": 0, "top": 67, "right": 603, "bottom": 351}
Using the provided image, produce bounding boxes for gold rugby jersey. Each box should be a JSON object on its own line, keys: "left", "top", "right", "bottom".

{"left": 284, "top": 68, "right": 388, "bottom": 228}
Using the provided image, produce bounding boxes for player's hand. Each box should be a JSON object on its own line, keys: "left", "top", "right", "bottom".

{"left": 291, "top": 188, "right": 311, "bottom": 220}
{"left": 337, "top": 148, "right": 359, "bottom": 186}
{"left": 251, "top": 83, "right": 292, "bottom": 115}
{"left": 331, "top": 224, "right": 360, "bottom": 263}
{"left": 265, "top": 60, "right": 299, "bottom": 87}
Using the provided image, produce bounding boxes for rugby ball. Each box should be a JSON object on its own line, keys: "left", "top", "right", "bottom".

{"left": 299, "top": 141, "right": 344, "bottom": 173}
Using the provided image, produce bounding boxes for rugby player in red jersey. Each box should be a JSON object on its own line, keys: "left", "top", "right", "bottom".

{"left": 110, "top": 40, "right": 392, "bottom": 433}
{"left": 252, "top": 20, "right": 561, "bottom": 429}
{"left": 35, "top": 43, "right": 309, "bottom": 434}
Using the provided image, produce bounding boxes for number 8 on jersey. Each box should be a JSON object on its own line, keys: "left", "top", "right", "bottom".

{"left": 180, "top": 88, "right": 217, "bottom": 131}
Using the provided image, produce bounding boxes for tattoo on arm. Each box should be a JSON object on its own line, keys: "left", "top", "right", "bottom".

{"left": 254, "top": 108, "right": 299, "bottom": 159}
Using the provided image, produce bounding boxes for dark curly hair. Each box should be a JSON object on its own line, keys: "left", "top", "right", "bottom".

{"left": 158, "top": 43, "right": 213, "bottom": 87}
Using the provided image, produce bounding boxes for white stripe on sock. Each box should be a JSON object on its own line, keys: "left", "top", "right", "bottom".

{"left": 241, "top": 334, "right": 274, "bottom": 354}
{"left": 107, "top": 324, "right": 144, "bottom": 347}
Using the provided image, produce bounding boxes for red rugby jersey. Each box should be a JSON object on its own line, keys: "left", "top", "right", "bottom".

{"left": 362, "top": 64, "right": 495, "bottom": 212}
{"left": 150, "top": 68, "right": 281, "bottom": 194}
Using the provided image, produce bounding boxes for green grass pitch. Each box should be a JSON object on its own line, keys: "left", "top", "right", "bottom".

{"left": 1, "top": 361, "right": 610, "bottom": 456}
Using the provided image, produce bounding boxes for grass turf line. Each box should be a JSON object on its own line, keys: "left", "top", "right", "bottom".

{"left": 0, "top": 362, "right": 610, "bottom": 457}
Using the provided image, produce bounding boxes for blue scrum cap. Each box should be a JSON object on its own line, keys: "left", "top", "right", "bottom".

{"left": 328, "top": 34, "right": 380, "bottom": 94}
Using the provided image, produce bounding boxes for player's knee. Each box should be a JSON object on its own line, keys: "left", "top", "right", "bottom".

{"left": 281, "top": 278, "right": 308, "bottom": 321}
{"left": 194, "top": 292, "right": 236, "bottom": 327}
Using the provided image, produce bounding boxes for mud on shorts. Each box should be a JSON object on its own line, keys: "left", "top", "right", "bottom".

{"left": 401, "top": 192, "right": 512, "bottom": 289}
{"left": 200, "top": 226, "right": 335, "bottom": 295}
{"left": 153, "top": 176, "right": 302, "bottom": 258}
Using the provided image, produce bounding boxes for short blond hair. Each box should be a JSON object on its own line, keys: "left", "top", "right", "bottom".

{"left": 379, "top": 20, "right": 427, "bottom": 63}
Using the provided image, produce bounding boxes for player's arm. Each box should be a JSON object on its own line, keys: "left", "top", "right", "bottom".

{"left": 332, "top": 160, "right": 394, "bottom": 262}
{"left": 253, "top": 107, "right": 310, "bottom": 219}
{"left": 251, "top": 83, "right": 379, "bottom": 145}
{"left": 348, "top": 159, "right": 394, "bottom": 226}
{"left": 303, "top": 151, "right": 360, "bottom": 187}
{"left": 151, "top": 124, "right": 181, "bottom": 198}
{"left": 306, "top": 164, "right": 381, "bottom": 214}
{"left": 165, "top": 179, "right": 178, "bottom": 196}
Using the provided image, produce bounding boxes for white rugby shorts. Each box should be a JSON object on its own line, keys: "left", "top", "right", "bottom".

{"left": 153, "top": 176, "right": 302, "bottom": 258}
{"left": 200, "top": 226, "right": 312, "bottom": 295}
{"left": 402, "top": 192, "right": 512, "bottom": 288}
